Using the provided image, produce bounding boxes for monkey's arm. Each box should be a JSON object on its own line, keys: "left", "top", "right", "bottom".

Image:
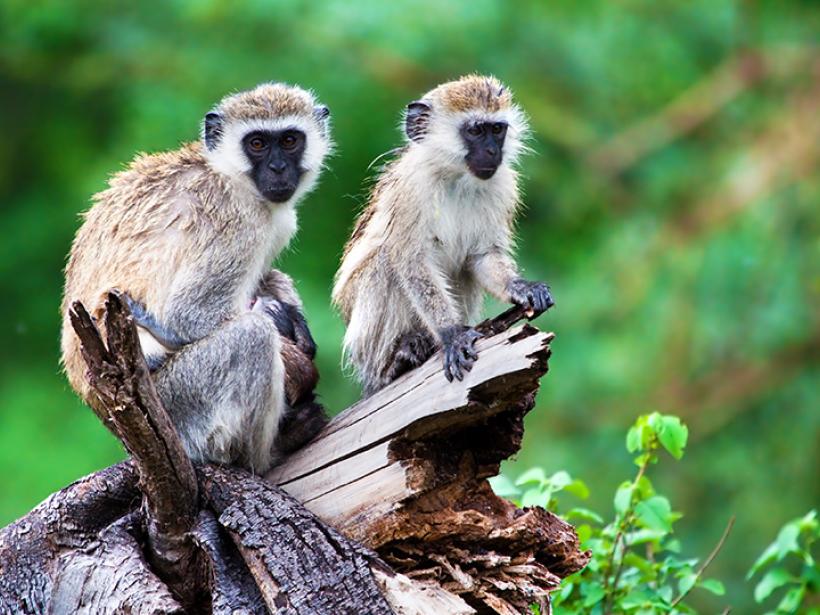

{"left": 124, "top": 295, "right": 187, "bottom": 350}
{"left": 389, "top": 251, "right": 480, "bottom": 382}
{"left": 470, "top": 250, "right": 554, "bottom": 317}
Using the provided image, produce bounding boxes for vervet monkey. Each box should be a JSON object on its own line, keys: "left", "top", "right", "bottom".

{"left": 62, "top": 83, "right": 332, "bottom": 472}
{"left": 333, "top": 75, "right": 553, "bottom": 396}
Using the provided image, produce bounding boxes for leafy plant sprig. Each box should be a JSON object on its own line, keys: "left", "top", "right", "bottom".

{"left": 747, "top": 509, "right": 819, "bottom": 614}
{"left": 491, "top": 413, "right": 730, "bottom": 614}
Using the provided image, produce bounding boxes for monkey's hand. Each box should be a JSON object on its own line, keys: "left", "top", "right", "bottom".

{"left": 253, "top": 297, "right": 317, "bottom": 359}
{"left": 507, "top": 278, "right": 555, "bottom": 318}
{"left": 438, "top": 325, "right": 483, "bottom": 383}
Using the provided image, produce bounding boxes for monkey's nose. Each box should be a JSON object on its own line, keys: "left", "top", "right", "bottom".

{"left": 485, "top": 146, "right": 499, "bottom": 157}
{"left": 269, "top": 161, "right": 287, "bottom": 173}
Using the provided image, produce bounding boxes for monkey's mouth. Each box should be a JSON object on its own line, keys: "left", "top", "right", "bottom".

{"left": 262, "top": 184, "right": 297, "bottom": 203}
{"left": 471, "top": 167, "right": 498, "bottom": 180}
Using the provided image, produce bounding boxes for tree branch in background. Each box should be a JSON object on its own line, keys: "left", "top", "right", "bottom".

{"left": 586, "top": 46, "right": 814, "bottom": 176}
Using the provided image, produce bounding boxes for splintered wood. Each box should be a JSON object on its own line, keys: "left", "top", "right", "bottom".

{"left": 268, "top": 311, "right": 590, "bottom": 613}
{"left": 0, "top": 304, "right": 589, "bottom": 615}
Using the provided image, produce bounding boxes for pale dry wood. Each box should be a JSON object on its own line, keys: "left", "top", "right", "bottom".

{"left": 373, "top": 568, "right": 476, "bottom": 615}
{"left": 268, "top": 325, "right": 554, "bottom": 525}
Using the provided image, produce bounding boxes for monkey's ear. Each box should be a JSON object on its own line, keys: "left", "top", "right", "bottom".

{"left": 313, "top": 105, "right": 330, "bottom": 121}
{"left": 405, "top": 101, "right": 431, "bottom": 143}
{"left": 203, "top": 111, "right": 224, "bottom": 150}
{"left": 313, "top": 105, "right": 331, "bottom": 135}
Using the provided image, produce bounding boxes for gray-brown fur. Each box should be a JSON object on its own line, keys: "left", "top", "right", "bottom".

{"left": 62, "top": 83, "right": 331, "bottom": 473}
{"left": 333, "top": 76, "right": 551, "bottom": 395}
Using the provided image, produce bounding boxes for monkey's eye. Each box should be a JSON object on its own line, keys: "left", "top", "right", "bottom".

{"left": 466, "top": 123, "right": 483, "bottom": 137}
{"left": 280, "top": 134, "right": 298, "bottom": 149}
{"left": 248, "top": 137, "right": 267, "bottom": 152}
{"left": 492, "top": 123, "right": 506, "bottom": 135}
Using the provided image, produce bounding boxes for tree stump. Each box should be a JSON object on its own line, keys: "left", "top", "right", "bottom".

{"left": 0, "top": 295, "right": 588, "bottom": 614}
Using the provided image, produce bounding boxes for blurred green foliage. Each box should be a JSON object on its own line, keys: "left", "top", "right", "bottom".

{"left": 0, "top": 0, "right": 817, "bottom": 611}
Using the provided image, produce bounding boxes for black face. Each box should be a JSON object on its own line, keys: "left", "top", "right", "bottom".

{"left": 242, "top": 129, "right": 306, "bottom": 202}
{"left": 460, "top": 121, "right": 507, "bottom": 180}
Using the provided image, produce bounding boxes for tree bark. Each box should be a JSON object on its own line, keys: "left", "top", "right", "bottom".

{"left": 0, "top": 300, "right": 588, "bottom": 614}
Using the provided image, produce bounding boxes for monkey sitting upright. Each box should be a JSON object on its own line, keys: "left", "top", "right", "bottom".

{"left": 333, "top": 75, "right": 553, "bottom": 396}
{"left": 61, "top": 83, "right": 332, "bottom": 473}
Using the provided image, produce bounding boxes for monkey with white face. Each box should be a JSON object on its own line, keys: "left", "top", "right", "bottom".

{"left": 333, "top": 75, "right": 553, "bottom": 396}
{"left": 62, "top": 83, "right": 332, "bottom": 473}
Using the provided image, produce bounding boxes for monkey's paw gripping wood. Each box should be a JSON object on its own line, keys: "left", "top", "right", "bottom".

{"left": 0, "top": 300, "right": 588, "bottom": 614}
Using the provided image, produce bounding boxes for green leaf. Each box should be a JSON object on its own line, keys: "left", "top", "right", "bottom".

{"left": 581, "top": 581, "right": 605, "bottom": 607}
{"left": 773, "top": 523, "right": 801, "bottom": 559}
{"left": 796, "top": 509, "right": 818, "bottom": 533}
{"left": 565, "top": 507, "right": 604, "bottom": 524}
{"left": 624, "top": 528, "right": 667, "bottom": 545}
{"left": 748, "top": 542, "right": 780, "bottom": 579}
{"left": 619, "top": 589, "right": 654, "bottom": 609}
{"left": 648, "top": 414, "right": 688, "bottom": 459}
{"left": 515, "top": 467, "right": 547, "bottom": 487}
{"left": 754, "top": 568, "right": 794, "bottom": 603}
{"left": 488, "top": 474, "right": 519, "bottom": 498}
{"left": 565, "top": 479, "right": 591, "bottom": 500}
{"left": 521, "top": 487, "right": 547, "bottom": 508}
{"left": 678, "top": 572, "right": 697, "bottom": 595}
{"left": 635, "top": 496, "right": 674, "bottom": 532}
{"left": 548, "top": 470, "right": 573, "bottom": 490}
{"left": 614, "top": 481, "right": 634, "bottom": 516}
{"left": 699, "top": 578, "right": 725, "bottom": 595}
{"left": 576, "top": 524, "right": 594, "bottom": 545}
{"left": 777, "top": 585, "right": 805, "bottom": 612}
{"left": 626, "top": 424, "right": 642, "bottom": 453}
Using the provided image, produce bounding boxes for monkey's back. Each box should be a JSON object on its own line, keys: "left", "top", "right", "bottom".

{"left": 60, "top": 143, "right": 223, "bottom": 404}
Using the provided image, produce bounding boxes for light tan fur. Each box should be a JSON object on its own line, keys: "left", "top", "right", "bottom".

{"left": 333, "top": 75, "right": 530, "bottom": 394}
{"left": 61, "top": 83, "right": 331, "bottom": 471}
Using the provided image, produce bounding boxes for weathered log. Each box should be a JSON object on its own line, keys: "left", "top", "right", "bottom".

{"left": 69, "top": 292, "right": 200, "bottom": 607}
{"left": 0, "top": 300, "right": 588, "bottom": 614}
{"left": 268, "top": 306, "right": 589, "bottom": 612}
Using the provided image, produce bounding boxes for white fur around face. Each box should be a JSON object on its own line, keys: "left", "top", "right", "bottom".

{"left": 411, "top": 106, "right": 529, "bottom": 179}
{"left": 204, "top": 115, "right": 332, "bottom": 207}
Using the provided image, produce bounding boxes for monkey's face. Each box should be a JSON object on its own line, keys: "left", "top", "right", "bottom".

{"left": 460, "top": 121, "right": 508, "bottom": 180}
{"left": 242, "top": 129, "right": 306, "bottom": 203}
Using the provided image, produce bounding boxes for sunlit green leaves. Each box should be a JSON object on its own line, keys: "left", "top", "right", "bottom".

{"left": 635, "top": 496, "right": 677, "bottom": 533}
{"left": 491, "top": 468, "right": 591, "bottom": 511}
{"left": 497, "top": 414, "right": 746, "bottom": 613}
{"left": 626, "top": 412, "right": 688, "bottom": 461}
{"left": 747, "top": 509, "right": 818, "bottom": 613}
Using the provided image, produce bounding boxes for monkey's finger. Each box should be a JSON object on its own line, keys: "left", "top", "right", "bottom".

{"left": 464, "top": 345, "right": 479, "bottom": 361}
{"left": 461, "top": 356, "right": 475, "bottom": 373}
{"left": 451, "top": 351, "right": 465, "bottom": 381}
{"left": 446, "top": 347, "right": 463, "bottom": 381}
{"left": 443, "top": 354, "right": 455, "bottom": 382}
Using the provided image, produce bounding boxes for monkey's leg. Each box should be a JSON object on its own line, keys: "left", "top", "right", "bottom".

{"left": 380, "top": 329, "right": 438, "bottom": 386}
{"left": 153, "top": 312, "right": 285, "bottom": 473}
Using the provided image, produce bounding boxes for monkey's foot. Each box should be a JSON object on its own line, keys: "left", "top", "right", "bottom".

{"left": 439, "top": 325, "right": 482, "bottom": 383}
{"left": 382, "top": 330, "right": 438, "bottom": 384}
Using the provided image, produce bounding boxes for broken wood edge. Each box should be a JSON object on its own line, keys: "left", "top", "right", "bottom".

{"left": 69, "top": 292, "right": 201, "bottom": 607}
{"left": 268, "top": 323, "right": 554, "bottom": 488}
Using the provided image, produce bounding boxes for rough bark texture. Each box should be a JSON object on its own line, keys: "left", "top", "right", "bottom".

{"left": 268, "top": 306, "right": 590, "bottom": 613}
{"left": 0, "top": 301, "right": 588, "bottom": 614}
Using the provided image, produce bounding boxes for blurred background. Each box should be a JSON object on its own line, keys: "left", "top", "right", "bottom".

{"left": 0, "top": 0, "right": 817, "bottom": 611}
